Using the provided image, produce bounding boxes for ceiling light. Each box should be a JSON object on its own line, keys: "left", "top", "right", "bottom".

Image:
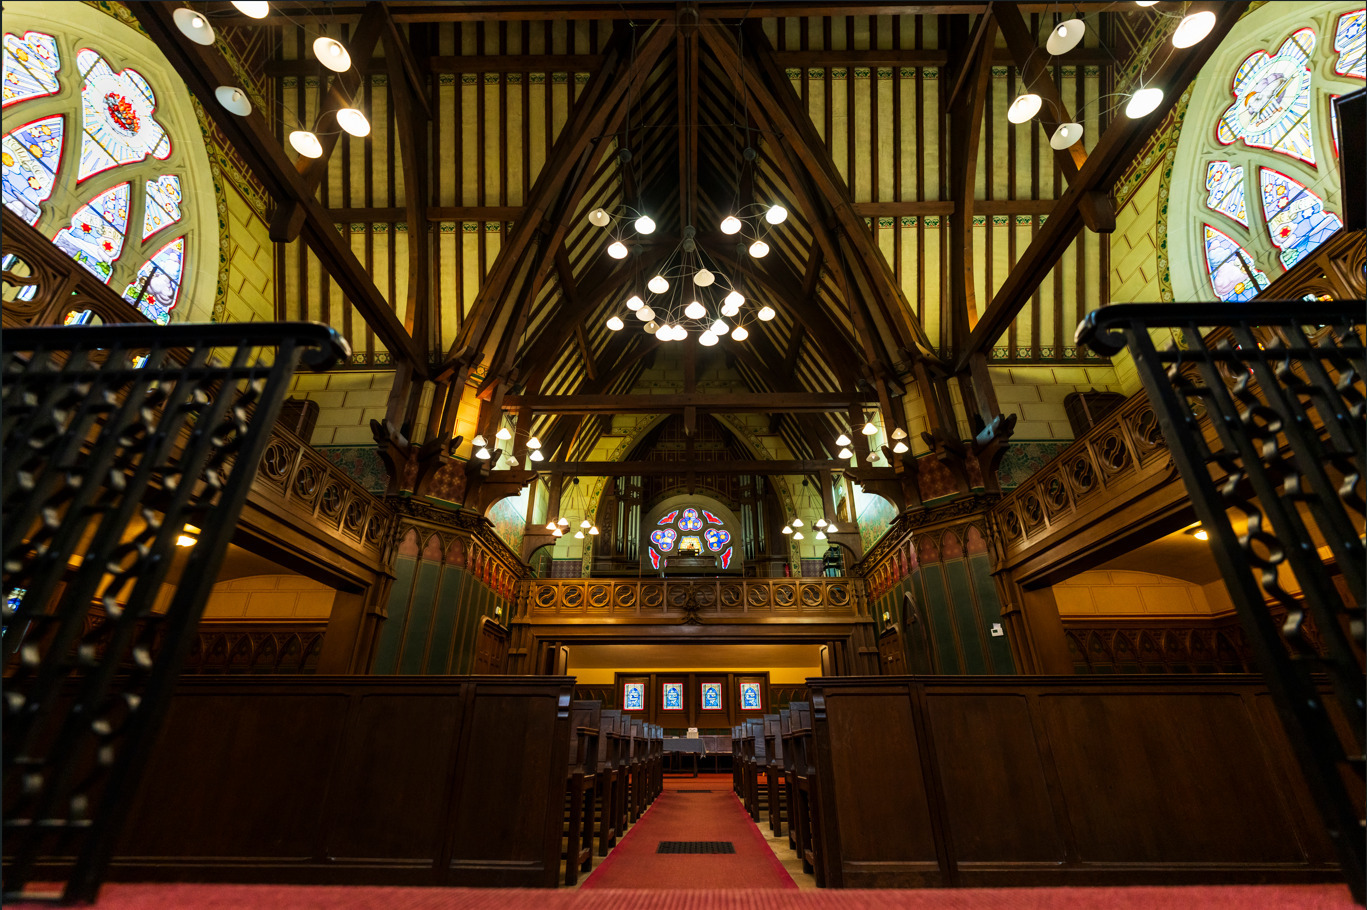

{"left": 1135, "top": 1, "right": 1158, "bottom": 5}
{"left": 748, "top": 239, "right": 770, "bottom": 258}
{"left": 1124, "top": 87, "right": 1164, "bottom": 118}
{"left": 711, "top": 319, "right": 729, "bottom": 336}
{"left": 336, "top": 107, "right": 370, "bottom": 137}
{"left": 1172, "top": 10, "right": 1216, "bottom": 48}
{"left": 626, "top": 294, "right": 644, "bottom": 310}
{"left": 861, "top": 420, "right": 878, "bottom": 436}
{"left": 866, "top": 451, "right": 880, "bottom": 463}
{"left": 475, "top": 447, "right": 491, "bottom": 459}
{"left": 1050, "top": 122, "right": 1083, "bottom": 149}
{"left": 724, "top": 290, "right": 744, "bottom": 309}
{"left": 721, "top": 304, "right": 740, "bottom": 318}
{"left": 507, "top": 455, "right": 520, "bottom": 467}
{"left": 547, "top": 521, "right": 557, "bottom": 531}
{"left": 835, "top": 433, "right": 851, "bottom": 446}
{"left": 173, "top": 8, "right": 216, "bottom": 44}
{"left": 552, "top": 527, "right": 563, "bottom": 537}
{"left": 699, "top": 330, "right": 718, "bottom": 346}
{"left": 765, "top": 204, "right": 788, "bottom": 225}
{"left": 589, "top": 208, "right": 610, "bottom": 227}
{"left": 289, "top": 130, "right": 323, "bottom": 158}
{"left": 693, "top": 268, "right": 715, "bottom": 287}
{"left": 635, "top": 215, "right": 656, "bottom": 234}
{"left": 815, "top": 530, "right": 827, "bottom": 540}
{"left": 782, "top": 525, "right": 793, "bottom": 535}
{"left": 496, "top": 427, "right": 512, "bottom": 440}
{"left": 313, "top": 36, "right": 351, "bottom": 73}
{"left": 648, "top": 275, "right": 669, "bottom": 294}
{"left": 573, "top": 529, "right": 585, "bottom": 540}
{"left": 1194, "top": 529, "right": 1209, "bottom": 541}
{"left": 791, "top": 518, "right": 803, "bottom": 528}
{"left": 472, "top": 435, "right": 487, "bottom": 447}
{"left": 558, "top": 516, "right": 569, "bottom": 526}
{"left": 730, "top": 325, "right": 748, "bottom": 341}
{"left": 672, "top": 324, "right": 688, "bottom": 341}
{"left": 607, "top": 241, "right": 628, "bottom": 259}
{"left": 685, "top": 300, "right": 707, "bottom": 320}
{"left": 529, "top": 450, "right": 544, "bottom": 461}
{"left": 890, "top": 427, "right": 907, "bottom": 440}
{"left": 581, "top": 519, "right": 591, "bottom": 528}
{"left": 757, "top": 305, "right": 776, "bottom": 321}
{"left": 606, "top": 315, "right": 624, "bottom": 331}
{"left": 644, "top": 320, "right": 660, "bottom": 335}
{"left": 838, "top": 447, "right": 854, "bottom": 459}
{"left": 793, "top": 531, "right": 804, "bottom": 540}
{"left": 657, "top": 325, "right": 675, "bottom": 341}
{"left": 720, "top": 215, "right": 742, "bottom": 234}
{"left": 589, "top": 526, "right": 600, "bottom": 535}
{"left": 1007, "top": 93, "right": 1042, "bottom": 124}
{"left": 892, "top": 440, "right": 909, "bottom": 454}
{"left": 1045, "top": 18, "right": 1085, "bottom": 55}
{"left": 176, "top": 533, "right": 198, "bottom": 547}
{"left": 815, "top": 518, "right": 827, "bottom": 528}
{"left": 215, "top": 86, "right": 252, "bottom": 116}
{"left": 636, "top": 305, "right": 655, "bottom": 321}
{"left": 527, "top": 436, "right": 541, "bottom": 449}
{"left": 827, "top": 523, "right": 839, "bottom": 533}
{"left": 231, "top": 0, "right": 270, "bottom": 17}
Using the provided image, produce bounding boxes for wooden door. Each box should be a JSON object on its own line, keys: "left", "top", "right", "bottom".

{"left": 878, "top": 627, "right": 908, "bottom": 675}
{"left": 472, "top": 618, "right": 509, "bottom": 674}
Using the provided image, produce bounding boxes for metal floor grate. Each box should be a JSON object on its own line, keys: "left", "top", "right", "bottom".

{"left": 657, "top": 841, "right": 735, "bottom": 854}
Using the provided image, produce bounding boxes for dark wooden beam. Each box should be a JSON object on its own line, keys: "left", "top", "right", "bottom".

{"left": 946, "top": 12, "right": 995, "bottom": 352}
{"left": 502, "top": 392, "right": 875, "bottom": 414}
{"left": 955, "top": 0, "right": 1248, "bottom": 369}
{"left": 506, "top": 459, "right": 898, "bottom": 477}
{"left": 383, "top": 9, "right": 431, "bottom": 348}
{"left": 129, "top": 2, "right": 423, "bottom": 374}
{"left": 328, "top": 206, "right": 524, "bottom": 222}
{"left": 995, "top": 4, "right": 1085, "bottom": 178}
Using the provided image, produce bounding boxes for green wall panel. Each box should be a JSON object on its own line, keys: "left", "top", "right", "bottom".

{"left": 423, "top": 566, "right": 463, "bottom": 674}
{"left": 943, "top": 558, "right": 988, "bottom": 674}
{"left": 969, "top": 554, "right": 1016, "bottom": 674}
{"left": 399, "top": 560, "right": 442, "bottom": 674}
{"left": 917, "top": 568, "right": 961, "bottom": 674}
{"left": 372, "top": 556, "right": 417, "bottom": 674}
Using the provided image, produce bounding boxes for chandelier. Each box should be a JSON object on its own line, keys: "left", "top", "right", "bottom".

{"left": 589, "top": 201, "right": 787, "bottom": 345}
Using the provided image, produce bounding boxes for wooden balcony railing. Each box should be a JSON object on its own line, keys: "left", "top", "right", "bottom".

{"left": 515, "top": 576, "right": 868, "bottom": 622}
{"left": 182, "top": 621, "right": 328, "bottom": 674}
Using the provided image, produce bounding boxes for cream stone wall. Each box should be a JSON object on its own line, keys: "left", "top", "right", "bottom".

{"left": 203, "top": 574, "right": 336, "bottom": 620}
{"left": 288, "top": 370, "right": 395, "bottom": 446}
{"left": 988, "top": 365, "right": 1127, "bottom": 442}
{"left": 219, "top": 183, "right": 275, "bottom": 324}
{"left": 1052, "top": 569, "right": 1221, "bottom": 617}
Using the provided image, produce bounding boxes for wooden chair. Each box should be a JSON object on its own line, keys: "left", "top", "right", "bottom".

{"left": 594, "top": 709, "right": 623, "bottom": 855}
{"left": 764, "top": 713, "right": 785, "bottom": 836}
{"left": 564, "top": 700, "right": 600, "bottom": 885}
{"left": 788, "top": 701, "right": 824, "bottom": 886}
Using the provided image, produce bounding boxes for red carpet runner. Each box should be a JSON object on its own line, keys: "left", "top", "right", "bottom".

{"left": 580, "top": 773, "right": 796, "bottom": 890}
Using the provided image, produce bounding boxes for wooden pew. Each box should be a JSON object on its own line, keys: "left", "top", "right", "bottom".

{"left": 779, "top": 708, "right": 797, "bottom": 851}
{"left": 104, "top": 676, "right": 572, "bottom": 887}
{"left": 731, "top": 725, "right": 743, "bottom": 794}
{"left": 807, "top": 675, "right": 1350, "bottom": 889}
{"left": 764, "top": 712, "right": 786, "bottom": 837}
{"left": 564, "top": 700, "right": 600, "bottom": 885}
{"left": 594, "top": 709, "right": 624, "bottom": 855}
{"left": 745, "top": 718, "right": 767, "bottom": 822}
{"left": 787, "top": 701, "right": 823, "bottom": 885}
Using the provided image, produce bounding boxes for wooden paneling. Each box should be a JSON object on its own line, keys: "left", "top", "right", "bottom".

{"left": 808, "top": 676, "right": 1347, "bottom": 888}
{"left": 109, "top": 677, "right": 572, "bottom": 887}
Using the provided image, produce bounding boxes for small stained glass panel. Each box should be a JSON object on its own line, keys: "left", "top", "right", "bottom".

{"left": 76, "top": 49, "right": 171, "bottom": 182}
{"left": 1259, "top": 168, "right": 1344, "bottom": 269}
{"left": 623, "top": 682, "right": 644, "bottom": 711}
{"left": 662, "top": 682, "right": 683, "bottom": 711}
{"left": 2, "top": 115, "right": 63, "bottom": 224}
{"left": 52, "top": 181, "right": 130, "bottom": 283}
{"left": 1333, "top": 8, "right": 1365, "bottom": 78}
{"left": 2, "top": 31, "right": 61, "bottom": 108}
{"left": 142, "top": 174, "right": 182, "bottom": 240}
{"left": 700, "top": 683, "right": 723, "bottom": 710}
{"left": 739, "top": 682, "right": 762, "bottom": 711}
{"left": 122, "top": 235, "right": 184, "bottom": 324}
{"left": 1203, "top": 161, "right": 1248, "bottom": 226}
{"left": 1216, "top": 28, "right": 1317, "bottom": 166}
{"left": 1203, "top": 223, "right": 1270, "bottom": 302}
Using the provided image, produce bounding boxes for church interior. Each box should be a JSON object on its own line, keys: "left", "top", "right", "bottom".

{"left": 2, "top": 0, "right": 1365, "bottom": 906}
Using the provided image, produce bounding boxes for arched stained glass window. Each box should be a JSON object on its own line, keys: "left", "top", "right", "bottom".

{"left": 52, "top": 181, "right": 128, "bottom": 283}
{"left": 2, "top": 114, "right": 62, "bottom": 223}
{"left": 643, "top": 500, "right": 737, "bottom": 571}
{"left": 2, "top": 32, "right": 60, "bottom": 108}
{"left": 2, "top": 3, "right": 213, "bottom": 326}
{"left": 1170, "top": 4, "right": 1362, "bottom": 303}
{"left": 1259, "top": 167, "right": 1344, "bottom": 268}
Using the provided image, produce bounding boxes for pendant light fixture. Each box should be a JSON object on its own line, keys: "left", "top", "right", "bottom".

{"left": 335, "top": 107, "right": 371, "bottom": 137}
{"left": 861, "top": 417, "right": 879, "bottom": 436}
{"left": 1045, "top": 18, "right": 1085, "bottom": 56}
{"left": 231, "top": 0, "right": 270, "bottom": 17}
{"left": 1007, "top": 93, "right": 1043, "bottom": 124}
{"left": 495, "top": 427, "right": 512, "bottom": 441}
{"left": 1124, "top": 87, "right": 1164, "bottom": 119}
{"left": 1171, "top": 10, "right": 1216, "bottom": 48}
{"left": 313, "top": 36, "right": 352, "bottom": 73}
{"left": 838, "top": 447, "right": 854, "bottom": 459}
{"left": 835, "top": 433, "right": 851, "bottom": 447}
{"left": 1050, "top": 122, "right": 1083, "bottom": 150}
{"left": 289, "top": 130, "right": 323, "bottom": 158}
{"left": 215, "top": 86, "right": 252, "bottom": 116}
{"left": 173, "top": 7, "right": 216, "bottom": 45}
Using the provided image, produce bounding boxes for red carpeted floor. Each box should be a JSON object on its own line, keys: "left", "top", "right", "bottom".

{"left": 579, "top": 773, "right": 797, "bottom": 890}
{"left": 7, "top": 883, "right": 1357, "bottom": 909}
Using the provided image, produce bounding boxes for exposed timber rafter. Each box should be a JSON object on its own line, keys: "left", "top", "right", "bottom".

{"left": 501, "top": 392, "right": 876, "bottom": 415}
{"left": 127, "top": 1, "right": 424, "bottom": 374}
{"left": 955, "top": 0, "right": 1247, "bottom": 369}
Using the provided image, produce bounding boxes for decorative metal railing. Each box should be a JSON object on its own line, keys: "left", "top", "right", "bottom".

{"left": 1077, "top": 298, "right": 1365, "bottom": 902}
{"left": 515, "top": 577, "right": 867, "bottom": 621}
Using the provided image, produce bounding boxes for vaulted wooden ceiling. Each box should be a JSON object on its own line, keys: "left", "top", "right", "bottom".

{"left": 133, "top": 1, "right": 1242, "bottom": 470}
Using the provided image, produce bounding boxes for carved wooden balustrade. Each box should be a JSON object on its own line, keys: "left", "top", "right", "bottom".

{"left": 991, "top": 390, "right": 1171, "bottom": 560}
{"left": 252, "top": 424, "right": 393, "bottom": 557}
{"left": 1063, "top": 617, "right": 1256, "bottom": 675}
{"left": 183, "top": 621, "right": 328, "bottom": 674}
{"left": 514, "top": 576, "right": 868, "bottom": 623}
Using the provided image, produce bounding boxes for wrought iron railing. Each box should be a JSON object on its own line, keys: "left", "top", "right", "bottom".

{"left": 1077, "top": 298, "right": 1365, "bottom": 901}
{"left": 515, "top": 577, "right": 867, "bottom": 621}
